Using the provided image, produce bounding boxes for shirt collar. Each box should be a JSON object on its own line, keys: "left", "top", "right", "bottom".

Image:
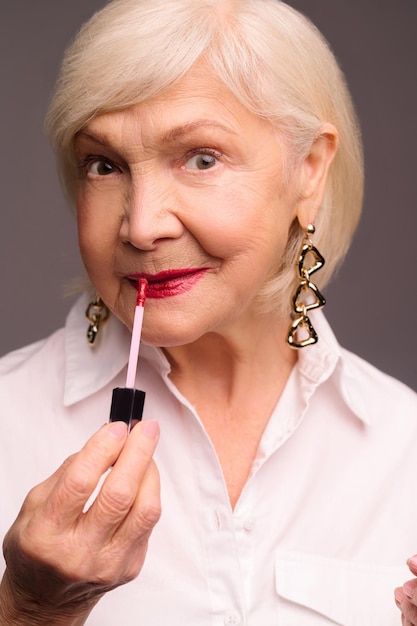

{"left": 64, "top": 294, "right": 129, "bottom": 406}
{"left": 296, "top": 309, "right": 342, "bottom": 385}
{"left": 63, "top": 295, "right": 371, "bottom": 424}
{"left": 64, "top": 294, "right": 170, "bottom": 406}
{"left": 298, "top": 310, "right": 373, "bottom": 425}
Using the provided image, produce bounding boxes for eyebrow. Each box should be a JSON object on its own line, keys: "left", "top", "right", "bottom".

{"left": 75, "top": 130, "right": 108, "bottom": 147}
{"left": 160, "top": 120, "right": 238, "bottom": 142}
{"left": 76, "top": 119, "right": 237, "bottom": 148}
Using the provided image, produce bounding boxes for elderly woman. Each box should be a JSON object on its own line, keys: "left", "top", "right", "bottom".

{"left": 1, "top": 0, "right": 417, "bottom": 624}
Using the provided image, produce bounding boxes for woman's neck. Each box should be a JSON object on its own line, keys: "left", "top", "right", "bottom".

{"left": 163, "top": 312, "right": 296, "bottom": 402}
{"left": 162, "top": 312, "right": 297, "bottom": 508}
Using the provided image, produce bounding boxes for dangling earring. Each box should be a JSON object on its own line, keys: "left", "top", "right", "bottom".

{"left": 287, "top": 224, "right": 326, "bottom": 349}
{"left": 85, "top": 295, "right": 109, "bottom": 346}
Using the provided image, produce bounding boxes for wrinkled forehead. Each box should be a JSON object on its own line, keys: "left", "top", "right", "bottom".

{"left": 79, "top": 61, "right": 277, "bottom": 144}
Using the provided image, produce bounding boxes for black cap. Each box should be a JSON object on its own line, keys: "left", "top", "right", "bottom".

{"left": 109, "top": 387, "right": 146, "bottom": 431}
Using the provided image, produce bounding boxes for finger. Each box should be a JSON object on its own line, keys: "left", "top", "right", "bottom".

{"left": 395, "top": 587, "right": 417, "bottom": 626}
{"left": 84, "top": 420, "right": 160, "bottom": 541}
{"left": 402, "top": 611, "right": 417, "bottom": 626}
{"left": 119, "top": 457, "right": 161, "bottom": 542}
{"left": 396, "top": 586, "right": 407, "bottom": 608}
{"left": 400, "top": 597, "right": 417, "bottom": 625}
{"left": 404, "top": 580, "right": 417, "bottom": 604}
{"left": 409, "top": 557, "right": 417, "bottom": 577}
{"left": 116, "top": 459, "right": 161, "bottom": 583}
{"left": 43, "top": 421, "right": 128, "bottom": 526}
{"left": 84, "top": 460, "right": 161, "bottom": 586}
{"left": 13, "top": 454, "right": 76, "bottom": 520}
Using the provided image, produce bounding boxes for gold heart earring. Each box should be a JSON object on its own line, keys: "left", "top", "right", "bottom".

{"left": 287, "top": 224, "right": 326, "bottom": 348}
{"left": 85, "top": 295, "right": 109, "bottom": 346}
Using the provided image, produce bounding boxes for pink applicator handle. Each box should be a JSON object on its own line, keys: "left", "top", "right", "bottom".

{"left": 109, "top": 279, "right": 148, "bottom": 431}
{"left": 125, "top": 304, "right": 145, "bottom": 388}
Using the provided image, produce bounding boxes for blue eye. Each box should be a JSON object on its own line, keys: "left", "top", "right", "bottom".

{"left": 184, "top": 153, "right": 219, "bottom": 170}
{"left": 87, "top": 160, "right": 117, "bottom": 176}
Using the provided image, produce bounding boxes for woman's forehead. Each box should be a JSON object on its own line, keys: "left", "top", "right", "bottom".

{"left": 83, "top": 63, "right": 273, "bottom": 141}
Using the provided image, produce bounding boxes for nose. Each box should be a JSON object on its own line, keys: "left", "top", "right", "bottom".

{"left": 120, "top": 172, "right": 184, "bottom": 250}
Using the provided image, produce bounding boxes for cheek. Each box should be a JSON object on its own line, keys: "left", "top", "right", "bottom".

{"left": 76, "top": 197, "right": 117, "bottom": 274}
{"left": 76, "top": 201, "right": 89, "bottom": 250}
{"left": 77, "top": 203, "right": 98, "bottom": 270}
{"left": 187, "top": 184, "right": 293, "bottom": 261}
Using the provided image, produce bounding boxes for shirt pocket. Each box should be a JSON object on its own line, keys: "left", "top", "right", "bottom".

{"left": 274, "top": 551, "right": 406, "bottom": 626}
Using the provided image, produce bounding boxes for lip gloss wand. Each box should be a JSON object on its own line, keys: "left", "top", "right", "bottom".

{"left": 84, "top": 280, "right": 149, "bottom": 511}
{"left": 109, "top": 278, "right": 148, "bottom": 431}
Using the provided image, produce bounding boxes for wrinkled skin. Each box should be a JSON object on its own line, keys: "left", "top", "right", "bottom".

{"left": 395, "top": 559, "right": 417, "bottom": 626}
{"left": 0, "top": 421, "right": 160, "bottom": 625}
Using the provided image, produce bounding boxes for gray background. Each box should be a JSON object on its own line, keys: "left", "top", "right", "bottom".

{"left": 1, "top": 1, "right": 416, "bottom": 391}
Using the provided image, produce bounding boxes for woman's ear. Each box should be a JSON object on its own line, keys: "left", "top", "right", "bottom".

{"left": 296, "top": 123, "right": 338, "bottom": 229}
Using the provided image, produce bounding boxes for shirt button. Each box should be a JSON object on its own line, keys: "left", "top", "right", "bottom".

{"left": 243, "top": 517, "right": 256, "bottom": 531}
{"left": 224, "top": 611, "right": 242, "bottom": 625}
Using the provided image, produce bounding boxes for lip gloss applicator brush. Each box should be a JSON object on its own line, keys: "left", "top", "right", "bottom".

{"left": 109, "top": 278, "right": 148, "bottom": 431}
{"left": 83, "top": 280, "right": 148, "bottom": 511}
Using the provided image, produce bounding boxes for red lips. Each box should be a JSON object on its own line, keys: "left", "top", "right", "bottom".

{"left": 126, "top": 268, "right": 208, "bottom": 298}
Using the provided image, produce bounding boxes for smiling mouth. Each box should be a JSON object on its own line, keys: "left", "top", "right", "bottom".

{"left": 126, "top": 268, "right": 208, "bottom": 298}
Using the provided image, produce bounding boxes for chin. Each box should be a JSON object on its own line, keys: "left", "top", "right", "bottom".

{"left": 141, "top": 331, "right": 200, "bottom": 349}
{"left": 141, "top": 318, "right": 211, "bottom": 348}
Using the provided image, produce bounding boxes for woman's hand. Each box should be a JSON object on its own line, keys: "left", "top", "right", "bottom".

{"left": 395, "top": 557, "right": 417, "bottom": 625}
{"left": 0, "top": 420, "right": 160, "bottom": 625}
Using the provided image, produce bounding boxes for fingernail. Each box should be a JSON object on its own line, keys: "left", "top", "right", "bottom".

{"left": 395, "top": 587, "right": 405, "bottom": 604}
{"left": 407, "top": 556, "right": 417, "bottom": 568}
{"left": 108, "top": 421, "right": 128, "bottom": 440}
{"left": 141, "top": 419, "right": 159, "bottom": 440}
{"left": 403, "top": 581, "right": 415, "bottom": 599}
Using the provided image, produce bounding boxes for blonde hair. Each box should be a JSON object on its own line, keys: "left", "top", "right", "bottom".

{"left": 45, "top": 0, "right": 363, "bottom": 315}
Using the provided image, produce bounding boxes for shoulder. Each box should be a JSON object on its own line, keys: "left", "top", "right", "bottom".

{"left": 0, "top": 329, "right": 65, "bottom": 377}
{"left": 338, "top": 346, "right": 417, "bottom": 424}
{"left": 0, "top": 329, "right": 67, "bottom": 414}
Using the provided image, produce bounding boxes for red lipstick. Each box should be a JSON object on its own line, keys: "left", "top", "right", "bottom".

{"left": 127, "top": 268, "right": 207, "bottom": 298}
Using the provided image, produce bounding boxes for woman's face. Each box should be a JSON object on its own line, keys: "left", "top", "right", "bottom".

{"left": 75, "top": 64, "right": 301, "bottom": 347}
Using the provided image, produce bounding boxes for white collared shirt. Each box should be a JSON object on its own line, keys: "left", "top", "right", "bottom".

{"left": 1, "top": 294, "right": 417, "bottom": 625}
